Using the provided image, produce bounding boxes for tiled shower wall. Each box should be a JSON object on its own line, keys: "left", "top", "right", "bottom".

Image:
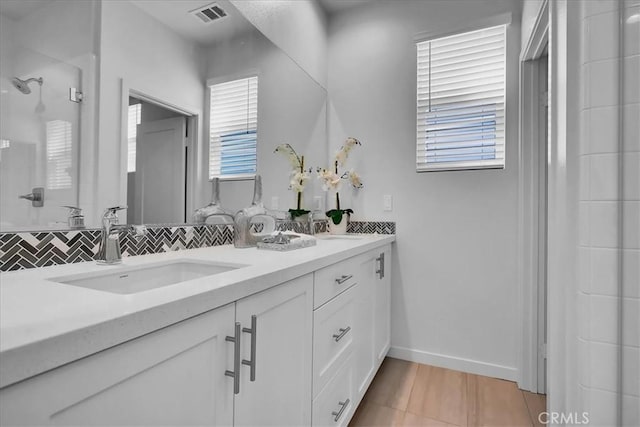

{"left": 0, "top": 220, "right": 395, "bottom": 272}
{"left": 577, "top": 1, "right": 639, "bottom": 424}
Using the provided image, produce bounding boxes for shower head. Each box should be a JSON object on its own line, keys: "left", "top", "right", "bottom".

{"left": 11, "top": 77, "right": 43, "bottom": 95}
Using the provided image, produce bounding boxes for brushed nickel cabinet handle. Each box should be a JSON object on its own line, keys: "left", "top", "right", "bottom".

{"left": 332, "top": 326, "right": 351, "bottom": 342}
{"left": 335, "top": 274, "right": 353, "bottom": 284}
{"left": 376, "top": 252, "right": 385, "bottom": 279}
{"left": 331, "top": 399, "right": 350, "bottom": 422}
{"left": 242, "top": 315, "right": 257, "bottom": 381}
{"left": 225, "top": 322, "right": 241, "bottom": 395}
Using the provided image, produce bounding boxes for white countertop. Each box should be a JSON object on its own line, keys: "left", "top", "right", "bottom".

{"left": 0, "top": 234, "right": 394, "bottom": 388}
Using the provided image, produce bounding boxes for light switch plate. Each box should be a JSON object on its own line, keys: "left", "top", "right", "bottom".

{"left": 383, "top": 195, "right": 393, "bottom": 211}
{"left": 314, "top": 196, "right": 323, "bottom": 211}
{"left": 271, "top": 196, "right": 279, "bottom": 210}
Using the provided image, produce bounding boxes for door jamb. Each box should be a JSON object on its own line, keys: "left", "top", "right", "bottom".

{"left": 517, "top": 0, "right": 549, "bottom": 393}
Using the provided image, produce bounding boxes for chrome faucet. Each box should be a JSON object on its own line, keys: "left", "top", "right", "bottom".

{"left": 97, "top": 206, "right": 147, "bottom": 265}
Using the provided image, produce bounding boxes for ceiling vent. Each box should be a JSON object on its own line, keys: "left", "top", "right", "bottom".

{"left": 190, "top": 3, "right": 228, "bottom": 23}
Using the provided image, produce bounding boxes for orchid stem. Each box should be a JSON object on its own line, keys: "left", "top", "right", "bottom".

{"left": 298, "top": 156, "right": 304, "bottom": 210}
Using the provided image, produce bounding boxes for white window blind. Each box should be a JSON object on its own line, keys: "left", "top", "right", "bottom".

{"left": 417, "top": 25, "right": 506, "bottom": 171}
{"left": 46, "top": 120, "right": 72, "bottom": 190}
{"left": 127, "top": 103, "right": 141, "bottom": 173}
{"left": 209, "top": 76, "right": 258, "bottom": 179}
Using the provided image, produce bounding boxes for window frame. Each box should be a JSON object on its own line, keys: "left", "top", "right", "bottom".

{"left": 415, "top": 20, "right": 510, "bottom": 173}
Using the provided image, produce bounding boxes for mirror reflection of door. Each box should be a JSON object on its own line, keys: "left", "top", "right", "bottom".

{"left": 127, "top": 97, "right": 188, "bottom": 224}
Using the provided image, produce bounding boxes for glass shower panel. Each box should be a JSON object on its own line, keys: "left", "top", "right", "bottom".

{"left": 0, "top": 48, "right": 81, "bottom": 231}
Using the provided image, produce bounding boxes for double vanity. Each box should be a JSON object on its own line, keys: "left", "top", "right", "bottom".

{"left": 0, "top": 233, "right": 394, "bottom": 426}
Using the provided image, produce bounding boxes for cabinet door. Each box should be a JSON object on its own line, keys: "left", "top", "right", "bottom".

{"left": 353, "top": 255, "right": 376, "bottom": 401}
{"left": 0, "top": 304, "right": 236, "bottom": 426}
{"left": 234, "top": 274, "right": 314, "bottom": 426}
{"left": 373, "top": 246, "right": 391, "bottom": 364}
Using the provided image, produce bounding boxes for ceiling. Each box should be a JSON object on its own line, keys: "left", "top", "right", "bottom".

{"left": 1, "top": 0, "right": 377, "bottom": 44}
{"left": 0, "top": 0, "right": 55, "bottom": 21}
{"left": 317, "top": 0, "right": 376, "bottom": 15}
{"left": 130, "top": 0, "right": 254, "bottom": 47}
{"left": 0, "top": 0, "right": 254, "bottom": 48}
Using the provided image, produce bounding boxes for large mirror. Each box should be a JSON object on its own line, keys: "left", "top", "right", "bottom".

{"left": 0, "top": 0, "right": 327, "bottom": 231}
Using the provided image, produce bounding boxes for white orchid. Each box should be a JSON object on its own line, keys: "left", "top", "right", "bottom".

{"left": 318, "top": 137, "right": 363, "bottom": 225}
{"left": 290, "top": 181, "right": 305, "bottom": 192}
{"left": 318, "top": 168, "right": 342, "bottom": 191}
{"left": 274, "top": 143, "right": 312, "bottom": 217}
{"left": 289, "top": 170, "right": 310, "bottom": 192}
{"left": 290, "top": 170, "right": 310, "bottom": 183}
{"left": 335, "top": 137, "right": 361, "bottom": 166}
{"left": 274, "top": 143, "right": 302, "bottom": 170}
{"left": 347, "top": 170, "right": 363, "bottom": 188}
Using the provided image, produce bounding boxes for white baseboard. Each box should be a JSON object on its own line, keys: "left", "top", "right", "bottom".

{"left": 388, "top": 346, "right": 518, "bottom": 382}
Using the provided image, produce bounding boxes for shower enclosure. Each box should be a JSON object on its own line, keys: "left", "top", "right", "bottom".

{"left": 0, "top": 1, "right": 92, "bottom": 231}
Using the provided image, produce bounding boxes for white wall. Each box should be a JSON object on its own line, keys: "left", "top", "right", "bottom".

{"left": 327, "top": 0, "right": 522, "bottom": 380}
{"left": 97, "top": 0, "right": 206, "bottom": 225}
{"left": 230, "top": 0, "right": 328, "bottom": 88}
{"left": 204, "top": 28, "right": 327, "bottom": 215}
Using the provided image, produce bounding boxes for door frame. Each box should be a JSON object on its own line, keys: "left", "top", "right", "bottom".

{"left": 517, "top": 0, "right": 549, "bottom": 393}
{"left": 118, "top": 79, "right": 200, "bottom": 223}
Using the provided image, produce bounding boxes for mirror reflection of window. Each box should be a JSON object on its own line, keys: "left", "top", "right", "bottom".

{"left": 209, "top": 76, "right": 258, "bottom": 180}
{"left": 45, "top": 120, "right": 72, "bottom": 190}
{"left": 128, "top": 103, "right": 142, "bottom": 173}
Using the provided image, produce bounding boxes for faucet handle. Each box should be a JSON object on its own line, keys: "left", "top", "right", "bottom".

{"left": 103, "top": 206, "right": 127, "bottom": 218}
{"left": 105, "top": 206, "right": 127, "bottom": 213}
{"left": 62, "top": 206, "right": 82, "bottom": 216}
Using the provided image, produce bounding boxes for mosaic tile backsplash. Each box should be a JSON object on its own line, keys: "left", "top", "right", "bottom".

{"left": 0, "top": 220, "right": 395, "bottom": 272}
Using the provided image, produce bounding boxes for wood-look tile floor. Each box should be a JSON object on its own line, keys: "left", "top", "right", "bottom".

{"left": 350, "top": 357, "right": 546, "bottom": 427}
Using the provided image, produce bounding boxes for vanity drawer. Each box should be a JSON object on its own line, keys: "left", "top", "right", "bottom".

{"left": 314, "top": 257, "right": 358, "bottom": 309}
{"left": 313, "top": 284, "right": 357, "bottom": 397}
{"left": 312, "top": 354, "right": 355, "bottom": 427}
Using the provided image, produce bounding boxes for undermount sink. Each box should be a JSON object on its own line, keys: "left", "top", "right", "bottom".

{"left": 52, "top": 260, "right": 246, "bottom": 295}
{"left": 317, "top": 235, "right": 365, "bottom": 241}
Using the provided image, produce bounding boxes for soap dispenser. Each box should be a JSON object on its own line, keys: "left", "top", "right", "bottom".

{"left": 63, "top": 206, "right": 85, "bottom": 229}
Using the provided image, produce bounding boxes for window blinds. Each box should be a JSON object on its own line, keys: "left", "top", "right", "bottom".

{"left": 209, "top": 76, "right": 258, "bottom": 179}
{"left": 416, "top": 25, "right": 506, "bottom": 171}
{"left": 45, "top": 120, "right": 73, "bottom": 190}
{"left": 127, "top": 103, "right": 141, "bottom": 173}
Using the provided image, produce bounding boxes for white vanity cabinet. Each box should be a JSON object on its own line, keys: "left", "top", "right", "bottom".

{"left": 0, "top": 303, "right": 237, "bottom": 426}
{"left": 0, "top": 240, "right": 392, "bottom": 427}
{"left": 311, "top": 244, "right": 392, "bottom": 426}
{"left": 0, "top": 275, "right": 313, "bottom": 427}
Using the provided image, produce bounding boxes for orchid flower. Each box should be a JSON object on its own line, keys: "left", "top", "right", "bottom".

{"left": 274, "top": 143, "right": 302, "bottom": 170}
{"left": 317, "top": 168, "right": 342, "bottom": 191}
{"left": 335, "top": 137, "right": 361, "bottom": 166}
{"left": 347, "top": 170, "right": 363, "bottom": 188}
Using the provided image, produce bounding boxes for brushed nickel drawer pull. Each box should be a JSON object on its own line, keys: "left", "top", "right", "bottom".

{"left": 332, "top": 399, "right": 350, "bottom": 422}
{"left": 335, "top": 274, "right": 353, "bottom": 284}
{"left": 332, "top": 326, "right": 351, "bottom": 342}
{"left": 376, "top": 252, "right": 385, "bottom": 279}
{"left": 225, "top": 322, "right": 241, "bottom": 395}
